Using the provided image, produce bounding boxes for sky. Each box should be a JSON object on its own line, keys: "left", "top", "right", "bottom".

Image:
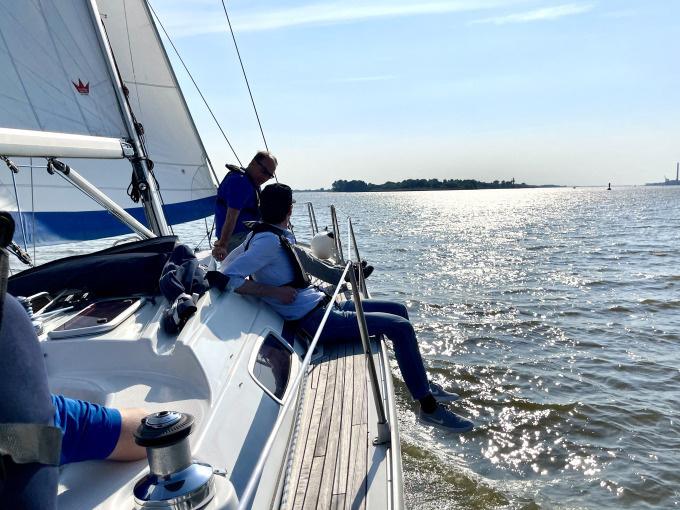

{"left": 150, "top": 0, "right": 680, "bottom": 188}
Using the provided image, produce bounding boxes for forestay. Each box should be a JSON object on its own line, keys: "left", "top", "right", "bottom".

{"left": 0, "top": 0, "right": 216, "bottom": 246}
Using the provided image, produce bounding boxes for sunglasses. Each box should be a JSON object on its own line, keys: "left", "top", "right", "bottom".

{"left": 255, "top": 159, "right": 275, "bottom": 178}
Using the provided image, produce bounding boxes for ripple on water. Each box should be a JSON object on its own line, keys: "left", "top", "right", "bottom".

{"left": 30, "top": 188, "right": 680, "bottom": 509}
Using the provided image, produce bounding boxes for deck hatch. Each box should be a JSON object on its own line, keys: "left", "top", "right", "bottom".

{"left": 48, "top": 297, "right": 144, "bottom": 339}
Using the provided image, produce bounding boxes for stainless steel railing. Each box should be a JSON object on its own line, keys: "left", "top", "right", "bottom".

{"left": 347, "top": 217, "right": 368, "bottom": 299}
{"left": 305, "top": 202, "right": 319, "bottom": 238}
{"left": 237, "top": 262, "right": 351, "bottom": 510}
{"left": 330, "top": 205, "right": 345, "bottom": 263}
{"left": 347, "top": 264, "right": 391, "bottom": 445}
{"left": 238, "top": 229, "right": 391, "bottom": 508}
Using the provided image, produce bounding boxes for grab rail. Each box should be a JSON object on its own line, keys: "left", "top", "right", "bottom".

{"left": 347, "top": 265, "right": 391, "bottom": 444}
{"left": 347, "top": 218, "right": 368, "bottom": 299}
{"left": 305, "top": 202, "right": 319, "bottom": 238}
{"left": 238, "top": 251, "right": 391, "bottom": 508}
{"left": 330, "top": 205, "right": 345, "bottom": 263}
{"left": 237, "top": 262, "right": 351, "bottom": 510}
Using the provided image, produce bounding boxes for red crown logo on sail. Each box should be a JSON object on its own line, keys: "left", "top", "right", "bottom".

{"left": 72, "top": 79, "right": 90, "bottom": 95}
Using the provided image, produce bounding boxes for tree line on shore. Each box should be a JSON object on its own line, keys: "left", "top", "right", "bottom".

{"left": 330, "top": 178, "right": 535, "bottom": 192}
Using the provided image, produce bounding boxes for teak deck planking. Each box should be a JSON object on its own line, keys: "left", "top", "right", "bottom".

{"left": 288, "top": 341, "right": 386, "bottom": 510}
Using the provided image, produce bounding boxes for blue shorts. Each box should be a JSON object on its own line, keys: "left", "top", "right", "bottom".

{"left": 51, "top": 394, "right": 122, "bottom": 465}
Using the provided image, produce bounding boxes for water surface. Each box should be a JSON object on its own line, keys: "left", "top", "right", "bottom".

{"left": 15, "top": 186, "right": 680, "bottom": 509}
{"left": 291, "top": 187, "right": 680, "bottom": 510}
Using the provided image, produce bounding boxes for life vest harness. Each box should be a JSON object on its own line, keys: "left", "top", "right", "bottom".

{"left": 0, "top": 213, "right": 62, "bottom": 487}
{"left": 244, "top": 221, "right": 311, "bottom": 289}
{"left": 0, "top": 423, "right": 62, "bottom": 468}
{"left": 216, "top": 165, "right": 261, "bottom": 218}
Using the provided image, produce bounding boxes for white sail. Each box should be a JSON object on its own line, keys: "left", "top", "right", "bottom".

{"left": 97, "top": 0, "right": 217, "bottom": 208}
{"left": 0, "top": 0, "right": 217, "bottom": 246}
{"left": 0, "top": 0, "right": 129, "bottom": 138}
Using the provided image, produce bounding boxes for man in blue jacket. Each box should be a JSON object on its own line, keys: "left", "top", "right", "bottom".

{"left": 212, "top": 151, "right": 277, "bottom": 261}
{"left": 212, "top": 151, "right": 373, "bottom": 285}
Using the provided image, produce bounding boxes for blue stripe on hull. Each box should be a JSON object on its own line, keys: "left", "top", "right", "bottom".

{"left": 9, "top": 196, "right": 216, "bottom": 247}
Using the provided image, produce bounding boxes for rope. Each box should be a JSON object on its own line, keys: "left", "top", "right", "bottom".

{"left": 148, "top": 1, "right": 243, "bottom": 167}
{"left": 193, "top": 217, "right": 215, "bottom": 252}
{"left": 205, "top": 217, "right": 215, "bottom": 247}
{"left": 30, "top": 159, "right": 36, "bottom": 263}
{"left": 220, "top": 0, "right": 270, "bottom": 153}
{"left": 2, "top": 157, "right": 29, "bottom": 253}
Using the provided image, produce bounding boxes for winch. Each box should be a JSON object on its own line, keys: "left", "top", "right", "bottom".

{"left": 133, "top": 411, "right": 215, "bottom": 509}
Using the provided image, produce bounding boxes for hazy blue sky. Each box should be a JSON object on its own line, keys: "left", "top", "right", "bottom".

{"left": 152, "top": 0, "right": 680, "bottom": 188}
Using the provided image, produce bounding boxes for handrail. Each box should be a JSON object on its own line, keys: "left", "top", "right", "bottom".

{"left": 305, "top": 202, "right": 318, "bottom": 238}
{"left": 348, "top": 265, "right": 390, "bottom": 444}
{"left": 237, "top": 262, "right": 351, "bottom": 510}
{"left": 330, "top": 205, "right": 344, "bottom": 263}
{"left": 347, "top": 218, "right": 368, "bottom": 299}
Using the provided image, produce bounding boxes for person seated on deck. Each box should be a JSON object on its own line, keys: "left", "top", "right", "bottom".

{"left": 51, "top": 394, "right": 147, "bottom": 465}
{"left": 3, "top": 293, "right": 147, "bottom": 466}
{"left": 0, "top": 294, "right": 147, "bottom": 508}
{"left": 220, "top": 183, "right": 474, "bottom": 433}
{"left": 210, "top": 150, "right": 372, "bottom": 286}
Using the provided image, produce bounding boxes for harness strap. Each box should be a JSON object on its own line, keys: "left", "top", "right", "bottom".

{"left": 0, "top": 423, "right": 62, "bottom": 466}
{"left": 243, "top": 222, "right": 311, "bottom": 289}
{"left": 219, "top": 167, "right": 260, "bottom": 217}
{"left": 287, "top": 293, "right": 333, "bottom": 340}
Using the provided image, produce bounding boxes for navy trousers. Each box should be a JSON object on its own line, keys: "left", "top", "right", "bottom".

{"left": 300, "top": 299, "right": 430, "bottom": 400}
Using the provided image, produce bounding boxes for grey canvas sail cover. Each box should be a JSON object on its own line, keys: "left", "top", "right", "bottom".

{"left": 0, "top": 0, "right": 217, "bottom": 245}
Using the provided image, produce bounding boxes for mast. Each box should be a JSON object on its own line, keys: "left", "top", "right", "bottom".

{"left": 85, "top": 0, "right": 170, "bottom": 236}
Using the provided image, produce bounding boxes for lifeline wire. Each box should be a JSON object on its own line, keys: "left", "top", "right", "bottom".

{"left": 147, "top": 1, "right": 243, "bottom": 168}
{"left": 220, "top": 0, "right": 270, "bottom": 153}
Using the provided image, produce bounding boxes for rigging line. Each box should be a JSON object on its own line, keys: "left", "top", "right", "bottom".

{"left": 2, "top": 158, "right": 29, "bottom": 253}
{"left": 99, "top": 17, "right": 173, "bottom": 235}
{"left": 10, "top": 173, "right": 29, "bottom": 253}
{"left": 30, "top": 159, "right": 36, "bottom": 263}
{"left": 220, "top": 0, "right": 270, "bottom": 153}
{"left": 205, "top": 217, "right": 215, "bottom": 247}
{"left": 147, "top": 1, "right": 243, "bottom": 168}
{"left": 193, "top": 218, "right": 214, "bottom": 252}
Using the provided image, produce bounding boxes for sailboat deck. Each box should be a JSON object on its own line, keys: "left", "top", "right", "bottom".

{"left": 285, "top": 341, "right": 391, "bottom": 510}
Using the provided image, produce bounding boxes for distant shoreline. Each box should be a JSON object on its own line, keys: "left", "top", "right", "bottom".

{"left": 306, "top": 178, "right": 564, "bottom": 193}
{"left": 294, "top": 186, "right": 563, "bottom": 192}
